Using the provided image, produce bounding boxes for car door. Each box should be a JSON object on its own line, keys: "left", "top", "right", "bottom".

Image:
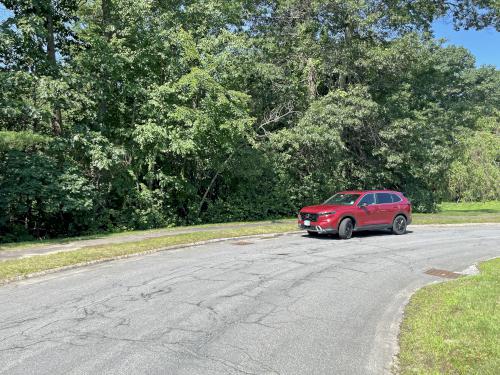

{"left": 375, "top": 192, "right": 396, "bottom": 224}
{"left": 356, "top": 193, "right": 378, "bottom": 227}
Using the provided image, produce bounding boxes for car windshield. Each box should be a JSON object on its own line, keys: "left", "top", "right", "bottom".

{"left": 323, "top": 193, "right": 360, "bottom": 206}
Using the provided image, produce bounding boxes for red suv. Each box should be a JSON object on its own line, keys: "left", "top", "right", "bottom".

{"left": 298, "top": 190, "right": 412, "bottom": 239}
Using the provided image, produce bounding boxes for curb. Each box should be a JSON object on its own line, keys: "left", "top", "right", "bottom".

{"left": 0, "top": 230, "right": 303, "bottom": 286}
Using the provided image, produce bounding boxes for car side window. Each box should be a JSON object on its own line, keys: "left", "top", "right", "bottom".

{"left": 358, "top": 193, "right": 375, "bottom": 205}
{"left": 376, "top": 193, "right": 392, "bottom": 204}
{"left": 391, "top": 194, "right": 402, "bottom": 203}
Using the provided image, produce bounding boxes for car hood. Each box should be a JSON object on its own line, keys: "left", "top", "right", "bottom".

{"left": 300, "top": 204, "right": 348, "bottom": 214}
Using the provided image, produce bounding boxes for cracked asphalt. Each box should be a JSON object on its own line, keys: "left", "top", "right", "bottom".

{"left": 0, "top": 225, "right": 499, "bottom": 375}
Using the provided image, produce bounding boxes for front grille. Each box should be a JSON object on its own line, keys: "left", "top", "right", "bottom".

{"left": 300, "top": 212, "right": 318, "bottom": 221}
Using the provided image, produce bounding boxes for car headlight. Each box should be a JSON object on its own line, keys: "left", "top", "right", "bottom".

{"left": 318, "top": 211, "right": 336, "bottom": 216}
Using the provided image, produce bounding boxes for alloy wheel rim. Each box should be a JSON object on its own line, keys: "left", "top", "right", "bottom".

{"left": 346, "top": 222, "right": 353, "bottom": 236}
{"left": 396, "top": 217, "right": 405, "bottom": 231}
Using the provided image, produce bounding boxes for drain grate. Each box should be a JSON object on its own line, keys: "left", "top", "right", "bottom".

{"left": 233, "top": 241, "right": 253, "bottom": 246}
{"left": 424, "top": 268, "right": 462, "bottom": 279}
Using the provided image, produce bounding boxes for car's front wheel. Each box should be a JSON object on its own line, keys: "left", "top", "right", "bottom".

{"left": 338, "top": 218, "right": 354, "bottom": 240}
{"left": 392, "top": 215, "right": 407, "bottom": 235}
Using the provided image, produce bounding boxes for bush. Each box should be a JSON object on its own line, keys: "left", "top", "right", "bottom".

{"left": 0, "top": 150, "right": 96, "bottom": 241}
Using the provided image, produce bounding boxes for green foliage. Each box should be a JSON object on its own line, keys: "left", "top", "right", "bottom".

{"left": 0, "top": 131, "right": 50, "bottom": 152}
{"left": 270, "top": 86, "right": 378, "bottom": 207}
{"left": 0, "top": 0, "right": 499, "bottom": 241}
{"left": 0, "top": 72, "right": 55, "bottom": 132}
{"left": 0, "top": 149, "right": 95, "bottom": 241}
{"left": 448, "top": 116, "right": 500, "bottom": 201}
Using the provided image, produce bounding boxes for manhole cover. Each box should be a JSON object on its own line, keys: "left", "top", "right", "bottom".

{"left": 233, "top": 241, "right": 253, "bottom": 246}
{"left": 424, "top": 268, "right": 462, "bottom": 279}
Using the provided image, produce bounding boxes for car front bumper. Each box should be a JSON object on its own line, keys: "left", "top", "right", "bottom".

{"left": 299, "top": 224, "right": 337, "bottom": 234}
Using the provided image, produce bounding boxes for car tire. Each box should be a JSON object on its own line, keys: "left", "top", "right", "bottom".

{"left": 392, "top": 215, "right": 407, "bottom": 235}
{"left": 338, "top": 218, "right": 354, "bottom": 240}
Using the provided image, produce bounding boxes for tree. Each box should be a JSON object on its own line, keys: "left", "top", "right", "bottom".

{"left": 448, "top": 115, "right": 500, "bottom": 201}
{"left": 0, "top": 0, "right": 499, "bottom": 241}
{"left": 1, "top": 0, "right": 79, "bottom": 134}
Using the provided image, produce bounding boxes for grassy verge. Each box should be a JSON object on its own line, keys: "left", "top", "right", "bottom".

{"left": 412, "top": 201, "right": 500, "bottom": 224}
{"left": 0, "top": 218, "right": 295, "bottom": 252}
{"left": 0, "top": 223, "right": 297, "bottom": 283}
{"left": 397, "top": 258, "right": 500, "bottom": 374}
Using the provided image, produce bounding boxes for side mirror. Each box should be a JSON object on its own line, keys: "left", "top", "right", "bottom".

{"left": 358, "top": 202, "right": 368, "bottom": 208}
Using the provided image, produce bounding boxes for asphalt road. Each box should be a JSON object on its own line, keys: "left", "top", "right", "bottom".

{"left": 1, "top": 225, "right": 499, "bottom": 375}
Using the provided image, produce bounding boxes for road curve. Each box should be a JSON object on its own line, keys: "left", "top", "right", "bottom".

{"left": 0, "top": 225, "right": 499, "bottom": 375}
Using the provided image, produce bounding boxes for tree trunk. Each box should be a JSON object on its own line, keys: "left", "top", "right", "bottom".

{"left": 197, "top": 155, "right": 233, "bottom": 216}
{"left": 307, "top": 58, "right": 317, "bottom": 99}
{"left": 339, "top": 72, "right": 347, "bottom": 90}
{"left": 339, "top": 22, "right": 353, "bottom": 90}
{"left": 98, "top": 0, "right": 112, "bottom": 126}
{"left": 46, "top": 11, "right": 56, "bottom": 65}
{"left": 46, "top": 5, "right": 62, "bottom": 135}
{"left": 102, "top": 0, "right": 111, "bottom": 41}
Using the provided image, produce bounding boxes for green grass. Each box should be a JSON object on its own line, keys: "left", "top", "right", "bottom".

{"left": 0, "top": 223, "right": 297, "bottom": 283}
{"left": 397, "top": 258, "right": 500, "bottom": 375}
{"left": 439, "top": 201, "right": 500, "bottom": 212}
{"left": 412, "top": 201, "right": 500, "bottom": 224}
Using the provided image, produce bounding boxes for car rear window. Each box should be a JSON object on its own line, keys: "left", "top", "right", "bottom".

{"left": 376, "top": 193, "right": 392, "bottom": 204}
{"left": 391, "top": 193, "right": 402, "bottom": 203}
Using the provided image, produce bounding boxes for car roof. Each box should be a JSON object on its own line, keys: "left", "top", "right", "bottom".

{"left": 338, "top": 190, "right": 401, "bottom": 194}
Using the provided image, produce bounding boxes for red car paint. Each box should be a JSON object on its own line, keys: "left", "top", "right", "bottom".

{"left": 298, "top": 190, "right": 412, "bottom": 235}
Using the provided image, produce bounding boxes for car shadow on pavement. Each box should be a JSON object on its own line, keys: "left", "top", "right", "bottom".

{"left": 302, "top": 230, "right": 413, "bottom": 240}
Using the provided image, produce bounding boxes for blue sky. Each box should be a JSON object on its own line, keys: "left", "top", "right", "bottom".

{"left": 432, "top": 18, "right": 500, "bottom": 68}
{"left": 0, "top": 5, "right": 498, "bottom": 68}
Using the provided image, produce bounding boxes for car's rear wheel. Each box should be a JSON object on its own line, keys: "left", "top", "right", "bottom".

{"left": 338, "top": 218, "right": 354, "bottom": 240}
{"left": 392, "top": 215, "right": 407, "bottom": 235}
